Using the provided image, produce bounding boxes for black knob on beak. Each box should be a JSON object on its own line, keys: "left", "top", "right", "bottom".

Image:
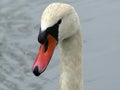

{"left": 38, "top": 30, "right": 48, "bottom": 44}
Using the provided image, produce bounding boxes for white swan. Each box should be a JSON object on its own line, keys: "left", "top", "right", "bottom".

{"left": 32, "top": 3, "right": 83, "bottom": 90}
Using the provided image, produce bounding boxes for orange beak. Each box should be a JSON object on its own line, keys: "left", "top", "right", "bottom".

{"left": 32, "top": 34, "right": 57, "bottom": 76}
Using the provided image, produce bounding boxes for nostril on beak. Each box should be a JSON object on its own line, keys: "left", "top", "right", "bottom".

{"left": 44, "top": 40, "right": 48, "bottom": 52}
{"left": 33, "top": 66, "right": 41, "bottom": 76}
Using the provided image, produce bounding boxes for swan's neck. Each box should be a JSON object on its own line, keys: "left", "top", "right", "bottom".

{"left": 59, "top": 30, "right": 83, "bottom": 90}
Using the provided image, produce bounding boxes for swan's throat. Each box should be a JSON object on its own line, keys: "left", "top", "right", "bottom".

{"left": 59, "top": 31, "right": 83, "bottom": 90}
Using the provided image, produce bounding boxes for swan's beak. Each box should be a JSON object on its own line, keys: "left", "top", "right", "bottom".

{"left": 32, "top": 34, "right": 57, "bottom": 76}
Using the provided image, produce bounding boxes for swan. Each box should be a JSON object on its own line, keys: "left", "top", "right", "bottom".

{"left": 32, "top": 3, "right": 83, "bottom": 90}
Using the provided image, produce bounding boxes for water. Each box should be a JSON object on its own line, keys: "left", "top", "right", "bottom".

{"left": 0, "top": 0, "right": 120, "bottom": 90}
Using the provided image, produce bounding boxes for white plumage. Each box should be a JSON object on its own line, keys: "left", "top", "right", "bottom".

{"left": 41, "top": 3, "right": 83, "bottom": 90}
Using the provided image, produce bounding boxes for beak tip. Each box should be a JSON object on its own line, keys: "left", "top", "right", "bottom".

{"left": 33, "top": 66, "right": 42, "bottom": 76}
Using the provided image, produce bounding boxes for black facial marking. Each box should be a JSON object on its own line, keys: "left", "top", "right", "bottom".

{"left": 58, "top": 19, "right": 62, "bottom": 24}
{"left": 38, "top": 28, "right": 48, "bottom": 44}
{"left": 38, "top": 19, "right": 62, "bottom": 44}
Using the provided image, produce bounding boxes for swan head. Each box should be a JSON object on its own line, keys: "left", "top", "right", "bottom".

{"left": 41, "top": 3, "right": 80, "bottom": 41}
{"left": 32, "top": 3, "right": 80, "bottom": 76}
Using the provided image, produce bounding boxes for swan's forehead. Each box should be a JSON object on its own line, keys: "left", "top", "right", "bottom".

{"left": 41, "top": 3, "right": 73, "bottom": 31}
